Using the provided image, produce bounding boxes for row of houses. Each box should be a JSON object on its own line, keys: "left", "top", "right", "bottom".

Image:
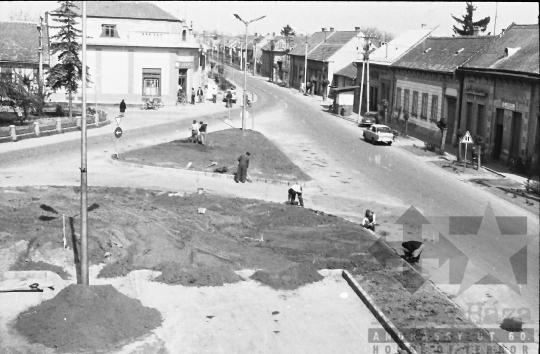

{"left": 1, "top": 1, "right": 211, "bottom": 105}
{"left": 208, "top": 24, "right": 539, "bottom": 169}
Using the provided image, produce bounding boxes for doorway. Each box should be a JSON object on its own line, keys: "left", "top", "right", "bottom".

{"left": 492, "top": 108, "right": 504, "bottom": 160}
{"left": 446, "top": 97, "right": 457, "bottom": 138}
{"left": 510, "top": 111, "right": 522, "bottom": 158}
{"left": 465, "top": 102, "right": 473, "bottom": 133}
{"left": 178, "top": 69, "right": 187, "bottom": 93}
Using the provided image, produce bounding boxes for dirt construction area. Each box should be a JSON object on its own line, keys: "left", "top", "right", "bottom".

{"left": 0, "top": 184, "right": 513, "bottom": 353}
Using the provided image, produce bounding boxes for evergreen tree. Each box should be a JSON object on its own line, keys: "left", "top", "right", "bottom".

{"left": 452, "top": 2, "right": 490, "bottom": 36}
{"left": 47, "top": 1, "right": 90, "bottom": 119}
{"left": 280, "top": 25, "right": 295, "bottom": 86}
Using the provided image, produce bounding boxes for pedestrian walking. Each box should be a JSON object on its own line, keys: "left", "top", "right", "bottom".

{"left": 211, "top": 86, "right": 217, "bottom": 103}
{"left": 197, "top": 87, "right": 204, "bottom": 103}
{"left": 401, "top": 241, "right": 424, "bottom": 264}
{"left": 119, "top": 99, "right": 126, "bottom": 116}
{"left": 362, "top": 209, "right": 377, "bottom": 232}
{"left": 300, "top": 81, "right": 305, "bottom": 94}
{"left": 288, "top": 184, "right": 304, "bottom": 207}
{"left": 234, "top": 152, "right": 250, "bottom": 183}
{"left": 189, "top": 120, "right": 199, "bottom": 143}
{"left": 191, "top": 88, "right": 196, "bottom": 105}
{"left": 198, "top": 121, "right": 207, "bottom": 145}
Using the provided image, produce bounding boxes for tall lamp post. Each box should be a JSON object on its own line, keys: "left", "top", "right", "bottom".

{"left": 233, "top": 14, "right": 266, "bottom": 131}
{"left": 81, "top": 0, "right": 89, "bottom": 285}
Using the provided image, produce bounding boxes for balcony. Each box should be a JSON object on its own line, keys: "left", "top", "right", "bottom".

{"left": 87, "top": 31, "right": 199, "bottom": 49}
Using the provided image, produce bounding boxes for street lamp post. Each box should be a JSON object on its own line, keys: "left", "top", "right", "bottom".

{"left": 234, "top": 14, "right": 266, "bottom": 131}
{"left": 81, "top": 0, "right": 89, "bottom": 285}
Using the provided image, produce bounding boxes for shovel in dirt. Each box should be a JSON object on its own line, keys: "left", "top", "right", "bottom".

{"left": 205, "top": 162, "right": 218, "bottom": 168}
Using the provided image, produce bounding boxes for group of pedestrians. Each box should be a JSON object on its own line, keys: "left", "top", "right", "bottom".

{"left": 189, "top": 120, "right": 207, "bottom": 145}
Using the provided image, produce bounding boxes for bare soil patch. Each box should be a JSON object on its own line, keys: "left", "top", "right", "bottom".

{"left": 1, "top": 186, "right": 504, "bottom": 353}
{"left": 14, "top": 284, "right": 162, "bottom": 353}
{"left": 121, "top": 128, "right": 311, "bottom": 182}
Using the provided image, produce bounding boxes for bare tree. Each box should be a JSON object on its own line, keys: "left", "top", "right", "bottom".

{"left": 360, "top": 26, "right": 394, "bottom": 46}
{"left": 9, "top": 9, "right": 38, "bottom": 22}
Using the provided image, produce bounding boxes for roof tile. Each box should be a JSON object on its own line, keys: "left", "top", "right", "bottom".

{"left": 0, "top": 21, "right": 50, "bottom": 65}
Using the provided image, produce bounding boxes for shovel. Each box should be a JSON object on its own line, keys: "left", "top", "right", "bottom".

{"left": 205, "top": 162, "right": 218, "bottom": 168}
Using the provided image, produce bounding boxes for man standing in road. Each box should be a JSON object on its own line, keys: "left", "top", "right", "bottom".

{"left": 191, "top": 87, "right": 196, "bottom": 105}
{"left": 198, "top": 121, "right": 207, "bottom": 145}
{"left": 234, "top": 152, "right": 250, "bottom": 183}
{"left": 119, "top": 99, "right": 126, "bottom": 116}
{"left": 226, "top": 90, "right": 233, "bottom": 108}
{"left": 211, "top": 86, "right": 217, "bottom": 103}
{"left": 197, "top": 87, "right": 204, "bottom": 103}
{"left": 288, "top": 184, "right": 304, "bottom": 207}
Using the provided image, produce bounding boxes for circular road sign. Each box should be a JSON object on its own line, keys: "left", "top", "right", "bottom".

{"left": 114, "top": 127, "right": 123, "bottom": 139}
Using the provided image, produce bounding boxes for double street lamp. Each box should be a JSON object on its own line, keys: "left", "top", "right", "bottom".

{"left": 233, "top": 13, "right": 266, "bottom": 130}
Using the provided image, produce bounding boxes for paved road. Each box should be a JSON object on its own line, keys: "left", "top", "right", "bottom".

{"left": 1, "top": 67, "right": 538, "bottom": 349}
{"left": 226, "top": 68, "right": 539, "bottom": 348}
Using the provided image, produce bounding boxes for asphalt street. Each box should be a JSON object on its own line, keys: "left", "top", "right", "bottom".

{"left": 0, "top": 67, "right": 538, "bottom": 349}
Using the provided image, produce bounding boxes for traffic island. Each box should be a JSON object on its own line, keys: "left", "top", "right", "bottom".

{"left": 118, "top": 128, "right": 312, "bottom": 184}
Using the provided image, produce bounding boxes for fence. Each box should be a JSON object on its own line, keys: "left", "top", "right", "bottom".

{"left": 0, "top": 109, "right": 109, "bottom": 143}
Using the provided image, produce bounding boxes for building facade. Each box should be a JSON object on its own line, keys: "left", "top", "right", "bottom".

{"left": 389, "top": 36, "right": 495, "bottom": 145}
{"left": 47, "top": 1, "right": 204, "bottom": 105}
{"left": 456, "top": 24, "right": 539, "bottom": 167}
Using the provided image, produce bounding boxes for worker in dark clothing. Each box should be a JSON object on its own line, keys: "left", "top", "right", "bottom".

{"left": 234, "top": 152, "right": 250, "bottom": 183}
{"left": 119, "top": 99, "right": 126, "bottom": 116}
{"left": 191, "top": 87, "right": 196, "bottom": 105}
{"left": 198, "top": 121, "right": 207, "bottom": 145}
{"left": 402, "top": 241, "right": 425, "bottom": 264}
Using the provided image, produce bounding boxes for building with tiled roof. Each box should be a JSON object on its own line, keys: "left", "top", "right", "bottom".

{"left": 288, "top": 28, "right": 365, "bottom": 99}
{"left": 353, "top": 27, "right": 437, "bottom": 115}
{"left": 385, "top": 34, "right": 496, "bottom": 148}
{"left": 260, "top": 35, "right": 304, "bottom": 81}
{"left": 47, "top": 1, "right": 206, "bottom": 105}
{"left": 455, "top": 24, "right": 539, "bottom": 167}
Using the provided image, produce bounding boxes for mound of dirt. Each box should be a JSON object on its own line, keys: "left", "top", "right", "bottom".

{"left": 15, "top": 284, "right": 162, "bottom": 353}
{"left": 153, "top": 262, "right": 242, "bottom": 287}
{"left": 250, "top": 263, "right": 323, "bottom": 290}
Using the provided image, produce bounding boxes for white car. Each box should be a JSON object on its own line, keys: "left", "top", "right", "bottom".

{"left": 363, "top": 124, "right": 394, "bottom": 145}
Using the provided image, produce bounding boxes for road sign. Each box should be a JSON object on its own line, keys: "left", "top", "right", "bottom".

{"left": 115, "top": 116, "right": 122, "bottom": 126}
{"left": 114, "top": 127, "right": 123, "bottom": 139}
{"left": 461, "top": 131, "right": 473, "bottom": 144}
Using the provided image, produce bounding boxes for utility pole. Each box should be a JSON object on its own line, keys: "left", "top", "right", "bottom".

{"left": 304, "top": 35, "right": 308, "bottom": 95}
{"left": 356, "top": 35, "right": 376, "bottom": 122}
{"left": 80, "top": 0, "right": 89, "bottom": 285}
{"left": 37, "top": 16, "right": 43, "bottom": 92}
{"left": 234, "top": 14, "right": 266, "bottom": 131}
{"left": 493, "top": 2, "right": 498, "bottom": 35}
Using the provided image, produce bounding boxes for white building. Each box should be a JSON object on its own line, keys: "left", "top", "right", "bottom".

{"left": 47, "top": 1, "right": 208, "bottom": 105}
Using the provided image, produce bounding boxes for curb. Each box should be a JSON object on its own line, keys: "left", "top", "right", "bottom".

{"left": 342, "top": 269, "right": 418, "bottom": 354}
{"left": 109, "top": 157, "right": 313, "bottom": 187}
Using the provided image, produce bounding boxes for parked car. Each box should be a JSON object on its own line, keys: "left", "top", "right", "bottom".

{"left": 222, "top": 88, "right": 237, "bottom": 104}
{"left": 363, "top": 124, "right": 394, "bottom": 145}
{"left": 358, "top": 111, "right": 379, "bottom": 127}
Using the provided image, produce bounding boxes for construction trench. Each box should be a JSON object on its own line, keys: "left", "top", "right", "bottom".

{"left": 0, "top": 186, "right": 517, "bottom": 353}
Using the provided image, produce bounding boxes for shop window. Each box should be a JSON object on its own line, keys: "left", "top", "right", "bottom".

{"left": 396, "top": 87, "right": 401, "bottom": 109}
{"left": 412, "top": 91, "right": 418, "bottom": 117}
{"left": 101, "top": 24, "right": 119, "bottom": 38}
{"left": 142, "top": 68, "right": 161, "bottom": 97}
{"left": 431, "top": 95, "right": 438, "bottom": 121}
{"left": 403, "top": 89, "right": 410, "bottom": 112}
{"left": 421, "top": 93, "right": 428, "bottom": 120}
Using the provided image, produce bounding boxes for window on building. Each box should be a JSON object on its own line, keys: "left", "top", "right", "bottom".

{"left": 477, "top": 104, "right": 485, "bottom": 136}
{"left": 142, "top": 68, "right": 161, "bottom": 97}
{"left": 421, "top": 93, "right": 428, "bottom": 120}
{"left": 403, "top": 89, "right": 410, "bottom": 112}
{"left": 101, "top": 24, "right": 119, "bottom": 38}
{"left": 412, "top": 91, "right": 419, "bottom": 117}
{"left": 182, "top": 30, "right": 186, "bottom": 41}
{"left": 431, "top": 95, "right": 438, "bottom": 121}
{"left": 396, "top": 87, "right": 401, "bottom": 109}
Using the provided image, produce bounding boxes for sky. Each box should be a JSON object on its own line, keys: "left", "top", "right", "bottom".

{"left": 0, "top": 1, "right": 538, "bottom": 38}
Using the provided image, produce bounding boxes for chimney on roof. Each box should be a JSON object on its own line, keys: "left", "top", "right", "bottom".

{"left": 330, "top": 27, "right": 335, "bottom": 32}
{"left": 355, "top": 27, "right": 361, "bottom": 33}
{"left": 421, "top": 24, "right": 426, "bottom": 28}
{"left": 272, "top": 32, "right": 275, "bottom": 37}
{"left": 322, "top": 28, "right": 326, "bottom": 32}
{"left": 473, "top": 26, "right": 480, "bottom": 36}
{"left": 255, "top": 33, "right": 257, "bottom": 37}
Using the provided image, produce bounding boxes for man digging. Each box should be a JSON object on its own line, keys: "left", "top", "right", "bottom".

{"left": 288, "top": 184, "right": 304, "bottom": 207}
